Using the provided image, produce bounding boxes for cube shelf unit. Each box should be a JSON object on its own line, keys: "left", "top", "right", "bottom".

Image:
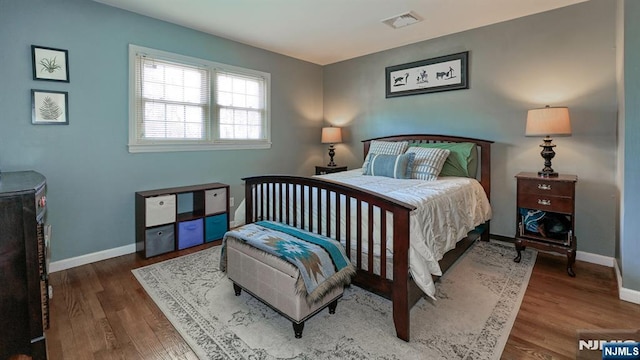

{"left": 135, "top": 182, "right": 229, "bottom": 258}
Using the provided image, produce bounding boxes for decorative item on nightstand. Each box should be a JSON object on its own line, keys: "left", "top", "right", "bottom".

{"left": 321, "top": 126, "right": 342, "bottom": 167}
{"left": 525, "top": 105, "right": 572, "bottom": 177}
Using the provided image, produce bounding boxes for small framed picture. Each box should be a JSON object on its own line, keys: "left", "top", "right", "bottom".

{"left": 32, "top": 45, "right": 69, "bottom": 82}
{"left": 32, "top": 89, "right": 69, "bottom": 125}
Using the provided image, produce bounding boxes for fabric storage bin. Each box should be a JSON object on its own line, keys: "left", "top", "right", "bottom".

{"left": 205, "top": 213, "right": 228, "bottom": 242}
{"left": 145, "top": 224, "right": 175, "bottom": 257}
{"left": 178, "top": 218, "right": 204, "bottom": 250}
{"left": 205, "top": 188, "right": 227, "bottom": 215}
{"left": 145, "top": 194, "right": 176, "bottom": 227}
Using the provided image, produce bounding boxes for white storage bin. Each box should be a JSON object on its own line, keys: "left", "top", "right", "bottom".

{"left": 145, "top": 194, "right": 176, "bottom": 227}
{"left": 205, "top": 188, "right": 226, "bottom": 215}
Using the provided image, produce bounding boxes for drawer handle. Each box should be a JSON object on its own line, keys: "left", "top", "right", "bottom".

{"left": 538, "top": 199, "right": 551, "bottom": 206}
{"left": 159, "top": 201, "right": 164, "bottom": 206}
{"left": 537, "top": 184, "right": 552, "bottom": 190}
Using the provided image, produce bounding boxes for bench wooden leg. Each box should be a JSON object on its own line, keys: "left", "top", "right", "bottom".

{"left": 328, "top": 299, "right": 338, "bottom": 314}
{"left": 233, "top": 283, "right": 242, "bottom": 296}
{"left": 292, "top": 321, "right": 305, "bottom": 338}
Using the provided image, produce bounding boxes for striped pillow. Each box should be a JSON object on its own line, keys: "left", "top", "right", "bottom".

{"left": 362, "top": 140, "right": 409, "bottom": 173}
{"left": 363, "top": 153, "right": 416, "bottom": 179}
{"left": 406, "top": 147, "right": 451, "bottom": 180}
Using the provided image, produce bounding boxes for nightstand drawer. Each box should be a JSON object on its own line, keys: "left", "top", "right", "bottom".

{"left": 518, "top": 179, "right": 574, "bottom": 197}
{"left": 519, "top": 193, "right": 574, "bottom": 213}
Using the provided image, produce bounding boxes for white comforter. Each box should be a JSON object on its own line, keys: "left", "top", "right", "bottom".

{"left": 319, "top": 169, "right": 492, "bottom": 299}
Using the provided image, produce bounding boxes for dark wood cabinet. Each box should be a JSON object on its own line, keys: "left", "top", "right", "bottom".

{"left": 514, "top": 172, "right": 578, "bottom": 276}
{"left": 0, "top": 171, "right": 49, "bottom": 359}
{"left": 315, "top": 165, "right": 347, "bottom": 175}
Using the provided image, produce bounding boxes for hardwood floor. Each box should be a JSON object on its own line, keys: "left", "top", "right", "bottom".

{"left": 503, "top": 253, "right": 640, "bottom": 360}
{"left": 44, "top": 243, "right": 640, "bottom": 359}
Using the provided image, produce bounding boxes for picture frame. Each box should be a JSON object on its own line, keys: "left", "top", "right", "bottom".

{"left": 385, "top": 51, "right": 468, "bottom": 98}
{"left": 32, "top": 45, "right": 69, "bottom": 82}
{"left": 32, "top": 89, "right": 69, "bottom": 125}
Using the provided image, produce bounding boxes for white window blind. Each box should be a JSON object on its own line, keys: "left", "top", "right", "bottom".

{"left": 128, "top": 45, "right": 271, "bottom": 153}
{"left": 136, "top": 56, "right": 210, "bottom": 141}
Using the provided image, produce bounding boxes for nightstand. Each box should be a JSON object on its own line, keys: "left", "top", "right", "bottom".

{"left": 513, "top": 172, "right": 578, "bottom": 276}
{"left": 315, "top": 165, "right": 347, "bottom": 175}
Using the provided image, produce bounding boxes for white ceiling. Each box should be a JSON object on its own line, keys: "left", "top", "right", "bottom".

{"left": 94, "top": 0, "right": 589, "bottom": 65}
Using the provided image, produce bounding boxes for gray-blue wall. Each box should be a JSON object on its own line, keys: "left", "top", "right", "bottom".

{"left": 324, "top": 0, "right": 618, "bottom": 258}
{"left": 2, "top": 0, "right": 637, "bottom": 294}
{"left": 0, "top": 0, "right": 324, "bottom": 261}
{"left": 622, "top": 0, "right": 640, "bottom": 290}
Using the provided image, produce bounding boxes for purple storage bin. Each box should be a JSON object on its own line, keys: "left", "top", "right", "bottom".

{"left": 178, "top": 218, "right": 204, "bottom": 250}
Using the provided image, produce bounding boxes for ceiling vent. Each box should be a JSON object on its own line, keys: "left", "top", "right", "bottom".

{"left": 381, "top": 11, "right": 423, "bottom": 29}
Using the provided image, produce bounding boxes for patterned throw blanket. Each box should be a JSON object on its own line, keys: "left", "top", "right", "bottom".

{"left": 221, "top": 221, "right": 356, "bottom": 304}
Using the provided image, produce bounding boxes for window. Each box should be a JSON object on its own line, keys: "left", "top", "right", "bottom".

{"left": 129, "top": 45, "right": 271, "bottom": 152}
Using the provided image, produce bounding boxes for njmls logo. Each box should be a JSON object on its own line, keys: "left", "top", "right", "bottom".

{"left": 579, "top": 339, "right": 636, "bottom": 350}
{"left": 577, "top": 329, "right": 640, "bottom": 360}
{"left": 602, "top": 342, "right": 640, "bottom": 359}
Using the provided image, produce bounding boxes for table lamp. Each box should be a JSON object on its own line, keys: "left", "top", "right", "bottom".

{"left": 525, "top": 105, "right": 572, "bottom": 177}
{"left": 321, "top": 127, "right": 342, "bottom": 167}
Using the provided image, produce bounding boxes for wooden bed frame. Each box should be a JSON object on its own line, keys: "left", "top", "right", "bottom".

{"left": 242, "top": 134, "right": 492, "bottom": 341}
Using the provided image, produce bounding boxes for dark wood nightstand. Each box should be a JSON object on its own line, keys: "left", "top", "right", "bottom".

{"left": 315, "top": 165, "right": 347, "bottom": 175}
{"left": 514, "top": 172, "right": 578, "bottom": 276}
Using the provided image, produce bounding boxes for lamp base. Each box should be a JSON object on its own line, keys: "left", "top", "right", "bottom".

{"left": 538, "top": 170, "right": 558, "bottom": 178}
{"left": 327, "top": 145, "right": 336, "bottom": 167}
{"left": 537, "top": 136, "right": 558, "bottom": 178}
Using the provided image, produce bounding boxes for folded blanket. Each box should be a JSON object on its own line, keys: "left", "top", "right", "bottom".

{"left": 221, "top": 221, "right": 356, "bottom": 304}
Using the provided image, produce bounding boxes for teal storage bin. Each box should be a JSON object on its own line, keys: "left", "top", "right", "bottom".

{"left": 205, "top": 213, "right": 228, "bottom": 242}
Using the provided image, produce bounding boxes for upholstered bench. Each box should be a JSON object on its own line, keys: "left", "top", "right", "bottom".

{"left": 225, "top": 235, "right": 346, "bottom": 338}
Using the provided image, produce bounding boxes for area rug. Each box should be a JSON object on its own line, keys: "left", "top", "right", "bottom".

{"left": 132, "top": 240, "right": 536, "bottom": 360}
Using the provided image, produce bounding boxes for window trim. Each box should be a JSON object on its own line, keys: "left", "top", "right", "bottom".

{"left": 128, "top": 44, "right": 271, "bottom": 153}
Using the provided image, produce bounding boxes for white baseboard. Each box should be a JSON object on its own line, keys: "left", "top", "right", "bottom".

{"left": 619, "top": 287, "right": 640, "bottom": 304}
{"left": 614, "top": 260, "right": 640, "bottom": 305}
{"left": 540, "top": 249, "right": 615, "bottom": 267}
{"left": 576, "top": 250, "right": 615, "bottom": 267}
{"left": 49, "top": 243, "right": 136, "bottom": 273}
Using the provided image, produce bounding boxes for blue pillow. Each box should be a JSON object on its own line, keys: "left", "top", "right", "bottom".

{"left": 363, "top": 153, "right": 416, "bottom": 179}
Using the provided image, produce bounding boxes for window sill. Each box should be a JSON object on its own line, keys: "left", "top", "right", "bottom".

{"left": 128, "top": 141, "right": 272, "bottom": 153}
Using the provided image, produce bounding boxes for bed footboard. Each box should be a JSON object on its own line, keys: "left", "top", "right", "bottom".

{"left": 242, "top": 175, "right": 416, "bottom": 341}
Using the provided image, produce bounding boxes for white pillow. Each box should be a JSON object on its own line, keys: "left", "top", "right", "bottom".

{"left": 406, "top": 147, "right": 451, "bottom": 180}
{"left": 362, "top": 140, "right": 409, "bottom": 173}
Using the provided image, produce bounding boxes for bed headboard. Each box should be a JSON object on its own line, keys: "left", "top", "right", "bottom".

{"left": 362, "top": 134, "right": 493, "bottom": 201}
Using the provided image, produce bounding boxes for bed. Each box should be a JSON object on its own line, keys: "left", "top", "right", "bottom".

{"left": 239, "top": 134, "right": 493, "bottom": 341}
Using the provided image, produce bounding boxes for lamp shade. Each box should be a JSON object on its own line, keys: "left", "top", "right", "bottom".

{"left": 321, "top": 127, "right": 342, "bottom": 144}
{"left": 525, "top": 106, "right": 572, "bottom": 136}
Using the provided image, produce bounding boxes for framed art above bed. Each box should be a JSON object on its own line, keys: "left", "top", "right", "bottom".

{"left": 385, "top": 52, "right": 469, "bottom": 98}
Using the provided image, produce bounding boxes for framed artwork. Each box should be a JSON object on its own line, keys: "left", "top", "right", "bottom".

{"left": 32, "top": 89, "right": 69, "bottom": 125}
{"left": 385, "top": 51, "right": 468, "bottom": 98}
{"left": 32, "top": 45, "right": 69, "bottom": 82}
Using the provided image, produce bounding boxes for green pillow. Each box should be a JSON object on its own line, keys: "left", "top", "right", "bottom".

{"left": 411, "top": 142, "right": 477, "bottom": 177}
